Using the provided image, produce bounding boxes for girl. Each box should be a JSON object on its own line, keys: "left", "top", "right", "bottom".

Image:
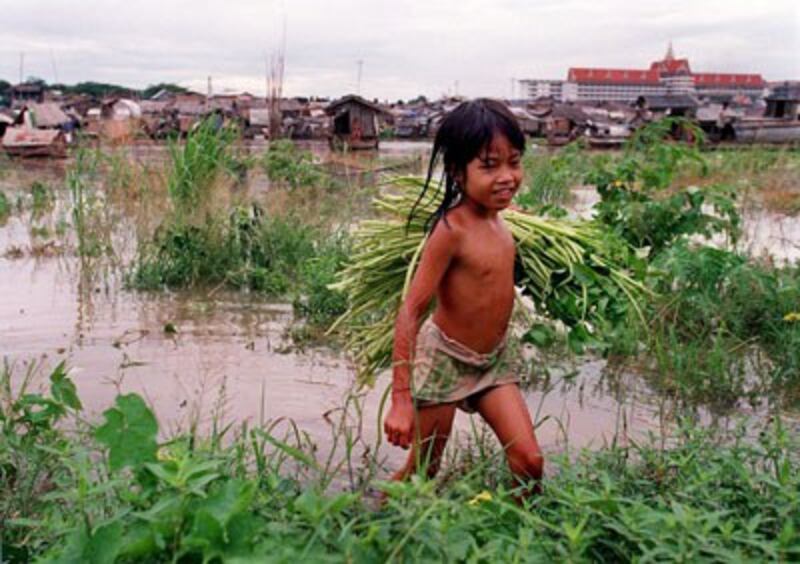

{"left": 384, "top": 98, "right": 544, "bottom": 494}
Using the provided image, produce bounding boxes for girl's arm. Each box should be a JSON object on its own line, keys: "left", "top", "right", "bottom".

{"left": 386, "top": 220, "right": 460, "bottom": 448}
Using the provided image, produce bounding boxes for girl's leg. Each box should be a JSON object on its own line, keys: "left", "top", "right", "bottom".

{"left": 474, "top": 383, "right": 544, "bottom": 493}
{"left": 392, "top": 402, "right": 457, "bottom": 481}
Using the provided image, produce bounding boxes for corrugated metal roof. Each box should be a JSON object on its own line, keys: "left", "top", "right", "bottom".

{"left": 326, "top": 95, "right": 390, "bottom": 115}
{"left": 27, "top": 103, "right": 70, "bottom": 128}
{"left": 2, "top": 127, "right": 62, "bottom": 147}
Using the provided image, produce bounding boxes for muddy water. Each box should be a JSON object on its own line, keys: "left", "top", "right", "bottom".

{"left": 3, "top": 143, "right": 793, "bottom": 477}
{"left": 1, "top": 255, "right": 660, "bottom": 472}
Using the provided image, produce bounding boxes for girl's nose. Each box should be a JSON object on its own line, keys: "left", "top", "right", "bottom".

{"left": 498, "top": 166, "right": 517, "bottom": 184}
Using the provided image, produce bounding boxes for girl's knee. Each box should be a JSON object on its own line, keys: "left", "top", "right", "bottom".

{"left": 507, "top": 447, "right": 544, "bottom": 480}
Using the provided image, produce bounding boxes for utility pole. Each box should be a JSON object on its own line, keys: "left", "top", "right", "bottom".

{"left": 356, "top": 60, "right": 363, "bottom": 95}
{"left": 50, "top": 48, "right": 59, "bottom": 84}
{"left": 19, "top": 52, "right": 24, "bottom": 84}
{"left": 207, "top": 75, "right": 213, "bottom": 100}
{"left": 510, "top": 77, "right": 515, "bottom": 100}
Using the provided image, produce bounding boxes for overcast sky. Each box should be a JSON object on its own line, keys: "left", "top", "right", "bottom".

{"left": 1, "top": 0, "right": 798, "bottom": 100}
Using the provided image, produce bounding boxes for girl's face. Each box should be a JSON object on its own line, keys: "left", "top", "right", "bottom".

{"left": 460, "top": 133, "right": 523, "bottom": 212}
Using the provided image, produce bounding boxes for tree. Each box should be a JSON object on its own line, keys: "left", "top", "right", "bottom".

{"left": 141, "top": 83, "right": 189, "bottom": 99}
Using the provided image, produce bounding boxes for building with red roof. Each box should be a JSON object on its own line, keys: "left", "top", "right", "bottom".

{"left": 520, "top": 44, "right": 767, "bottom": 102}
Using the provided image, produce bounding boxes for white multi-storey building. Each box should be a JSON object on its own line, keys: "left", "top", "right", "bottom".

{"left": 520, "top": 45, "right": 766, "bottom": 102}
{"left": 518, "top": 79, "right": 564, "bottom": 100}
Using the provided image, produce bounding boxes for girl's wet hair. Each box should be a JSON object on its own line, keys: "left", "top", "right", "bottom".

{"left": 409, "top": 98, "right": 525, "bottom": 232}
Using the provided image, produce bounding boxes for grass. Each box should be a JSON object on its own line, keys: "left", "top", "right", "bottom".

{"left": 166, "top": 117, "right": 244, "bottom": 214}
{"left": 261, "top": 139, "right": 332, "bottom": 190}
{"left": 0, "top": 190, "right": 9, "bottom": 222}
{"left": 678, "top": 146, "right": 800, "bottom": 215}
{"left": 30, "top": 181, "right": 54, "bottom": 215}
{"left": 1, "top": 362, "right": 798, "bottom": 562}
{"left": 517, "top": 142, "right": 595, "bottom": 209}
{"left": 67, "top": 148, "right": 118, "bottom": 261}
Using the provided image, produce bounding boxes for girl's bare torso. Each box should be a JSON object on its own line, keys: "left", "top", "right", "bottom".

{"left": 431, "top": 206, "right": 516, "bottom": 354}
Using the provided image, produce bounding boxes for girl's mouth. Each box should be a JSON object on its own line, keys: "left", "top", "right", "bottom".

{"left": 494, "top": 188, "right": 515, "bottom": 198}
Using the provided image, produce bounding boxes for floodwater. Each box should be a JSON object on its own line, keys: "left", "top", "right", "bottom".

{"left": 1, "top": 142, "right": 795, "bottom": 476}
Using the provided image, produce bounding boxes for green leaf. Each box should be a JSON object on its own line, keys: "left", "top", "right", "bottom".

{"left": 198, "top": 479, "right": 256, "bottom": 528}
{"left": 94, "top": 394, "right": 158, "bottom": 471}
{"left": 50, "top": 521, "right": 122, "bottom": 564}
{"left": 50, "top": 361, "right": 82, "bottom": 411}
{"left": 523, "top": 323, "right": 557, "bottom": 348}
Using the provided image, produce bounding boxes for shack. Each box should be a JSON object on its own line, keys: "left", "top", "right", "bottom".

{"left": 20, "top": 103, "right": 71, "bottom": 129}
{"left": 731, "top": 83, "right": 800, "bottom": 144}
{"left": 10, "top": 83, "right": 45, "bottom": 107}
{"left": 764, "top": 83, "right": 800, "bottom": 120}
{"left": 326, "top": 95, "right": 388, "bottom": 150}
{"left": 545, "top": 104, "right": 590, "bottom": 146}
{"left": 2, "top": 127, "right": 67, "bottom": 158}
{"left": 635, "top": 94, "right": 699, "bottom": 118}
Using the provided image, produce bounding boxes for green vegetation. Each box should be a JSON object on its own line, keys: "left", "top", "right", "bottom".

{"left": 67, "top": 148, "right": 117, "bottom": 259}
{"left": 642, "top": 243, "right": 800, "bottom": 409}
{"left": 29, "top": 181, "right": 54, "bottom": 215}
{"left": 12, "top": 78, "right": 191, "bottom": 101}
{"left": 1, "top": 363, "right": 798, "bottom": 562}
{"left": 141, "top": 82, "right": 190, "bottom": 99}
{"left": 166, "top": 118, "right": 243, "bottom": 212}
{"left": 0, "top": 191, "right": 10, "bottom": 221}
{"left": 588, "top": 120, "right": 739, "bottom": 256}
{"left": 132, "top": 119, "right": 349, "bottom": 328}
{"left": 261, "top": 140, "right": 332, "bottom": 190}
{"left": 135, "top": 208, "right": 325, "bottom": 292}
{"left": 3, "top": 120, "right": 800, "bottom": 562}
{"left": 518, "top": 142, "right": 593, "bottom": 208}
{"left": 0, "top": 78, "right": 10, "bottom": 104}
{"left": 330, "top": 178, "right": 648, "bottom": 384}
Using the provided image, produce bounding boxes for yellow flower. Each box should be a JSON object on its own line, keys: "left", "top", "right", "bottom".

{"left": 784, "top": 312, "right": 800, "bottom": 323}
{"left": 612, "top": 180, "right": 624, "bottom": 187}
{"left": 467, "top": 491, "right": 493, "bottom": 506}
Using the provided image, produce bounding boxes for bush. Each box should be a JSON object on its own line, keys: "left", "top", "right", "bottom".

{"left": 645, "top": 243, "right": 800, "bottom": 405}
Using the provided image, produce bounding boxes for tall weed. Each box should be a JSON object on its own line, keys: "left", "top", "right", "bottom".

{"left": 167, "top": 117, "right": 241, "bottom": 213}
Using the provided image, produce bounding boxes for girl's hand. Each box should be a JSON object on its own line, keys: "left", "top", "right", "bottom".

{"left": 384, "top": 394, "right": 414, "bottom": 449}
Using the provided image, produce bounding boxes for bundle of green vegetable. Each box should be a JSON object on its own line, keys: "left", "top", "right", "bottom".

{"left": 330, "top": 177, "right": 648, "bottom": 385}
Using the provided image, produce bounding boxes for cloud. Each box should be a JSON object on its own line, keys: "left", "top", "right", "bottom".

{"left": 0, "top": 0, "right": 796, "bottom": 99}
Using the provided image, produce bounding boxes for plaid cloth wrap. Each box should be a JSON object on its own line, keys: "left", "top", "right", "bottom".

{"left": 412, "top": 318, "right": 519, "bottom": 413}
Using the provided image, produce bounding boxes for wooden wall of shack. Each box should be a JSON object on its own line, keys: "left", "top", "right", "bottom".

{"left": 329, "top": 100, "right": 381, "bottom": 149}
